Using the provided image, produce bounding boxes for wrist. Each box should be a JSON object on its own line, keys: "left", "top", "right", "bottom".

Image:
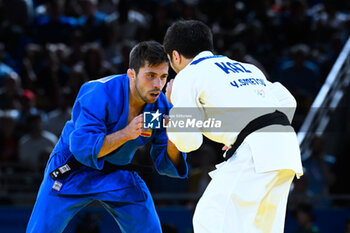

{"left": 119, "top": 128, "right": 132, "bottom": 142}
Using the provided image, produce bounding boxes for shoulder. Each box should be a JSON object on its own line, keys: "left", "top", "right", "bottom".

{"left": 173, "top": 66, "right": 199, "bottom": 89}
{"left": 93, "top": 74, "right": 127, "bottom": 84}
{"left": 78, "top": 74, "right": 127, "bottom": 100}
{"left": 84, "top": 74, "right": 126, "bottom": 89}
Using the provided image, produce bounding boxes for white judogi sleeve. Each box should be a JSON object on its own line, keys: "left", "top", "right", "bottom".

{"left": 268, "top": 81, "right": 297, "bottom": 123}
{"left": 167, "top": 71, "right": 204, "bottom": 152}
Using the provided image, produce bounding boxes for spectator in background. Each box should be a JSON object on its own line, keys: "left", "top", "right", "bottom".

{"left": 66, "top": 30, "right": 85, "bottom": 67}
{"left": 114, "top": 41, "right": 135, "bottom": 74}
{"left": 0, "top": 0, "right": 34, "bottom": 73}
{"left": 181, "top": 1, "right": 206, "bottom": 21}
{"left": 318, "top": 33, "right": 345, "bottom": 83}
{"left": 188, "top": 144, "right": 217, "bottom": 196}
{"left": 114, "top": 0, "right": 150, "bottom": 42}
{"left": 236, "top": 20, "right": 270, "bottom": 64}
{"left": 101, "top": 23, "right": 123, "bottom": 67}
{"left": 0, "top": 110, "right": 19, "bottom": 168}
{"left": 312, "top": 0, "right": 349, "bottom": 44}
{"left": 16, "top": 89, "right": 47, "bottom": 135}
{"left": 18, "top": 113, "right": 57, "bottom": 172}
{"left": 289, "top": 174, "right": 311, "bottom": 209}
{"left": 78, "top": 0, "right": 108, "bottom": 43}
{"left": 97, "top": 0, "right": 118, "bottom": 15}
{"left": 45, "top": 88, "right": 72, "bottom": 137}
{"left": 225, "top": 42, "right": 270, "bottom": 79}
{"left": 52, "top": 43, "right": 71, "bottom": 87}
{"left": 302, "top": 135, "right": 336, "bottom": 207}
{"left": 32, "top": 0, "right": 78, "bottom": 44}
{"left": 149, "top": 4, "right": 171, "bottom": 44}
{"left": 279, "top": 44, "right": 320, "bottom": 102}
{"left": 0, "top": 0, "right": 34, "bottom": 28}
{"left": 0, "top": 73, "right": 22, "bottom": 110}
{"left": 0, "top": 43, "right": 18, "bottom": 88}
{"left": 67, "top": 64, "right": 88, "bottom": 100}
{"left": 278, "top": 44, "right": 320, "bottom": 130}
{"left": 81, "top": 43, "right": 116, "bottom": 80}
{"left": 20, "top": 43, "right": 43, "bottom": 90}
{"left": 283, "top": 0, "right": 313, "bottom": 46}
{"left": 37, "top": 146, "right": 51, "bottom": 175}
{"left": 293, "top": 203, "right": 321, "bottom": 233}
{"left": 34, "top": 44, "right": 69, "bottom": 110}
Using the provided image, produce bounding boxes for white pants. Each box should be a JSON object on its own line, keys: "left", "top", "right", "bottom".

{"left": 193, "top": 143, "right": 295, "bottom": 233}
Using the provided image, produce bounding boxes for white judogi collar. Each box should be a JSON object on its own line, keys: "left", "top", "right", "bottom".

{"left": 191, "top": 51, "right": 215, "bottom": 62}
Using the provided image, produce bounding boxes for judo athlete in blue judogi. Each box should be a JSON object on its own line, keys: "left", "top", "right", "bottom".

{"left": 26, "top": 41, "right": 188, "bottom": 233}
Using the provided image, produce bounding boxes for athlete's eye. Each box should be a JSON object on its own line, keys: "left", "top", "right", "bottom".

{"left": 160, "top": 75, "right": 168, "bottom": 80}
{"left": 147, "top": 73, "right": 156, "bottom": 78}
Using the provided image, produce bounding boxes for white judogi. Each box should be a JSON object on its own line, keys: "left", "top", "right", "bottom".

{"left": 167, "top": 51, "right": 303, "bottom": 233}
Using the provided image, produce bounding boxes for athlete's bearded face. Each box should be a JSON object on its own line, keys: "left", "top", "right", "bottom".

{"left": 134, "top": 62, "right": 169, "bottom": 104}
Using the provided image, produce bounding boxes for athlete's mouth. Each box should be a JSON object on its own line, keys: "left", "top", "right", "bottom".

{"left": 150, "top": 91, "right": 160, "bottom": 98}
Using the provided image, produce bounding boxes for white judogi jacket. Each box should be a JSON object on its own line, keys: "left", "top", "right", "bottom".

{"left": 168, "top": 51, "right": 303, "bottom": 176}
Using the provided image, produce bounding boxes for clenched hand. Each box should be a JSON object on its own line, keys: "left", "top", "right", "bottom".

{"left": 122, "top": 114, "right": 143, "bottom": 140}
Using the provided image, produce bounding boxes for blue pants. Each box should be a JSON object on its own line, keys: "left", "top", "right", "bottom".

{"left": 26, "top": 173, "right": 161, "bottom": 233}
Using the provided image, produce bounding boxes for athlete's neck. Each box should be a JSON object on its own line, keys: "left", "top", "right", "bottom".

{"left": 128, "top": 86, "right": 145, "bottom": 114}
{"left": 176, "top": 57, "right": 193, "bottom": 73}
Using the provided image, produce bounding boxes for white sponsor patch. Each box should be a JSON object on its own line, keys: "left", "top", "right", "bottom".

{"left": 52, "top": 181, "right": 62, "bottom": 191}
{"left": 58, "top": 164, "right": 71, "bottom": 174}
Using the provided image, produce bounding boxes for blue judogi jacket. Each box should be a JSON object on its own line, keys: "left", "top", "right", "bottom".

{"left": 45, "top": 74, "right": 188, "bottom": 196}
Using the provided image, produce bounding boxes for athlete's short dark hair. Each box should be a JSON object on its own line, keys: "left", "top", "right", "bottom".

{"left": 129, "top": 41, "right": 169, "bottom": 74}
{"left": 163, "top": 20, "right": 214, "bottom": 59}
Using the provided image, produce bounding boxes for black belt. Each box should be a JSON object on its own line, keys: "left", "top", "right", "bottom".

{"left": 224, "top": 111, "right": 291, "bottom": 161}
{"left": 50, "top": 156, "right": 154, "bottom": 180}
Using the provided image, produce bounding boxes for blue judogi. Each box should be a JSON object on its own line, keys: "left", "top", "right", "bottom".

{"left": 27, "top": 74, "right": 188, "bottom": 233}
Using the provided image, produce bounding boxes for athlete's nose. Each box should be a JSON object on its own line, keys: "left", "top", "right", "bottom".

{"left": 153, "top": 77, "right": 162, "bottom": 90}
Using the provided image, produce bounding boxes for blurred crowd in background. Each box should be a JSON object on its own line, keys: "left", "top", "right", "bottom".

{"left": 0, "top": 0, "right": 350, "bottom": 231}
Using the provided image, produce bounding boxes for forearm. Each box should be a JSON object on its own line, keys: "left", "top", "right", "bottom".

{"left": 97, "top": 114, "right": 143, "bottom": 158}
{"left": 97, "top": 129, "right": 130, "bottom": 158}
{"left": 166, "top": 139, "right": 181, "bottom": 166}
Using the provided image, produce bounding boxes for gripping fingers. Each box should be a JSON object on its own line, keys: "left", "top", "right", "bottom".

{"left": 137, "top": 122, "right": 143, "bottom": 130}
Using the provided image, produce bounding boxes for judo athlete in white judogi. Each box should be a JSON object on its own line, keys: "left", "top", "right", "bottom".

{"left": 163, "top": 20, "right": 303, "bottom": 233}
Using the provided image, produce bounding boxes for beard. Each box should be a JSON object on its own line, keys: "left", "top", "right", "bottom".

{"left": 135, "top": 78, "right": 160, "bottom": 104}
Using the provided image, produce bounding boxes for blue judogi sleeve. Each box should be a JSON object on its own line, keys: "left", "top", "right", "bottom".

{"left": 68, "top": 81, "right": 109, "bottom": 170}
{"left": 150, "top": 128, "right": 188, "bottom": 178}
{"left": 148, "top": 94, "right": 188, "bottom": 178}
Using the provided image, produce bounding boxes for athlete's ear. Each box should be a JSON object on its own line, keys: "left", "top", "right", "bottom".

{"left": 127, "top": 68, "right": 135, "bottom": 79}
{"left": 172, "top": 50, "right": 181, "bottom": 65}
